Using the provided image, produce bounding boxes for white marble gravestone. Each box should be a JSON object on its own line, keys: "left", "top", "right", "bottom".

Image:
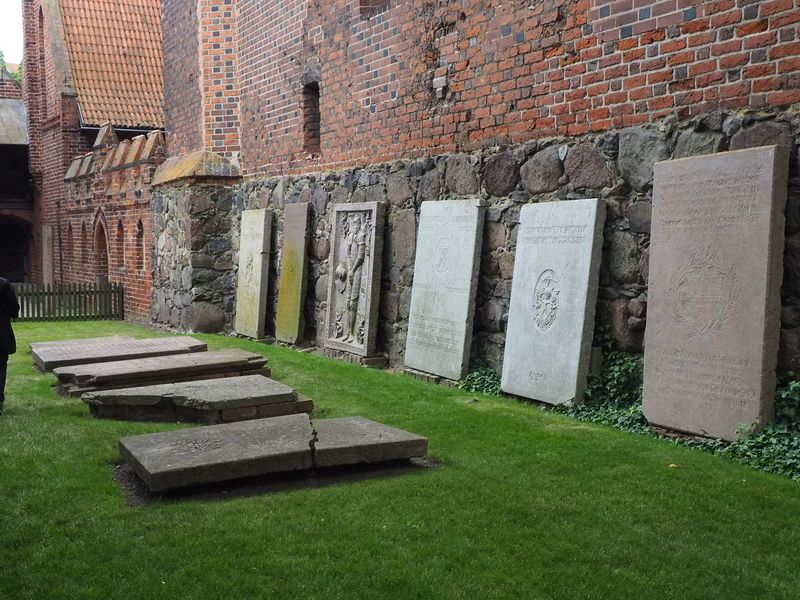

{"left": 643, "top": 146, "right": 789, "bottom": 441}
{"left": 324, "top": 202, "right": 385, "bottom": 357}
{"left": 234, "top": 209, "right": 272, "bottom": 339}
{"left": 404, "top": 200, "right": 484, "bottom": 380}
{"left": 501, "top": 198, "right": 605, "bottom": 405}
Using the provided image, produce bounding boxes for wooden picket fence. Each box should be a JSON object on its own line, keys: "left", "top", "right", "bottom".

{"left": 12, "top": 282, "right": 124, "bottom": 322}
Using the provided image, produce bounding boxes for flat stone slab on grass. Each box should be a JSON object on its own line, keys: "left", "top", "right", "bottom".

{"left": 83, "top": 375, "right": 313, "bottom": 424}
{"left": 120, "top": 414, "right": 315, "bottom": 492}
{"left": 313, "top": 417, "right": 429, "bottom": 468}
{"left": 55, "top": 349, "right": 269, "bottom": 396}
{"left": 120, "top": 415, "right": 428, "bottom": 492}
{"left": 30, "top": 336, "right": 133, "bottom": 351}
{"left": 32, "top": 336, "right": 207, "bottom": 371}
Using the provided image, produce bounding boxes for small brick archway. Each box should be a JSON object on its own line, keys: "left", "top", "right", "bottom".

{"left": 92, "top": 213, "right": 110, "bottom": 285}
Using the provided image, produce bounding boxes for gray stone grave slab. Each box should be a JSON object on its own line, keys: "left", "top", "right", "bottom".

{"left": 234, "top": 209, "right": 273, "bottom": 339}
{"left": 54, "top": 349, "right": 269, "bottom": 396}
{"left": 314, "top": 416, "right": 429, "bottom": 467}
{"left": 643, "top": 146, "right": 789, "bottom": 440}
{"left": 83, "top": 375, "right": 313, "bottom": 423}
{"left": 324, "top": 202, "right": 385, "bottom": 357}
{"left": 30, "top": 336, "right": 133, "bottom": 351}
{"left": 32, "top": 336, "right": 207, "bottom": 371}
{"left": 276, "top": 202, "right": 310, "bottom": 344}
{"left": 120, "top": 414, "right": 315, "bottom": 492}
{"left": 501, "top": 198, "right": 605, "bottom": 405}
{"left": 404, "top": 200, "right": 484, "bottom": 381}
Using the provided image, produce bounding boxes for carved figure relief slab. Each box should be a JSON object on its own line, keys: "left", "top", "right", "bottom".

{"left": 324, "top": 202, "right": 385, "bottom": 357}
{"left": 643, "top": 146, "right": 789, "bottom": 441}
{"left": 501, "top": 198, "right": 605, "bottom": 405}
{"left": 234, "top": 209, "right": 273, "bottom": 339}
{"left": 405, "top": 200, "right": 485, "bottom": 380}
{"left": 276, "top": 202, "right": 310, "bottom": 344}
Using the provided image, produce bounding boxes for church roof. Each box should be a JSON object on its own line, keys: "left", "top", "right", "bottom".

{"left": 59, "top": 0, "right": 164, "bottom": 129}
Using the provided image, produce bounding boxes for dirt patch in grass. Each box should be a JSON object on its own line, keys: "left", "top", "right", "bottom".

{"left": 112, "top": 457, "right": 442, "bottom": 506}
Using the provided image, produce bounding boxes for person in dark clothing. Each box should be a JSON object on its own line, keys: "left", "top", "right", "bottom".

{"left": 0, "top": 277, "right": 20, "bottom": 414}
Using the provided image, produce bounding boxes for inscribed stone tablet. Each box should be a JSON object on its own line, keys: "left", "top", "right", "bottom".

{"left": 119, "top": 414, "right": 314, "bottom": 492}
{"left": 234, "top": 209, "right": 272, "bottom": 339}
{"left": 501, "top": 198, "right": 605, "bottom": 405}
{"left": 324, "top": 202, "right": 385, "bottom": 356}
{"left": 643, "top": 146, "right": 789, "bottom": 440}
{"left": 276, "top": 202, "right": 310, "bottom": 344}
{"left": 404, "top": 200, "right": 484, "bottom": 380}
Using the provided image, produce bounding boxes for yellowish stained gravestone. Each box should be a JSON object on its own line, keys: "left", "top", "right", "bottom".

{"left": 276, "top": 203, "right": 310, "bottom": 344}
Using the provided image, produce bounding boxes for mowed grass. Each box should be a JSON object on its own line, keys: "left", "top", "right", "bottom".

{"left": 2, "top": 321, "right": 800, "bottom": 600}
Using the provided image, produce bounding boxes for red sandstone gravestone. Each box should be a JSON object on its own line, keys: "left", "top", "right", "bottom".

{"left": 643, "top": 145, "right": 790, "bottom": 441}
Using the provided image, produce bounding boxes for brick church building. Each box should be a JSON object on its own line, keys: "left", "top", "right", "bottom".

{"left": 21, "top": 0, "right": 164, "bottom": 319}
{"left": 149, "top": 0, "right": 800, "bottom": 370}
{"left": 15, "top": 0, "right": 800, "bottom": 368}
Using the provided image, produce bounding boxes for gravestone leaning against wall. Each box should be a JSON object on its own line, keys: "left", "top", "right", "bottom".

{"left": 404, "top": 199, "right": 485, "bottom": 381}
{"left": 234, "top": 209, "right": 273, "bottom": 339}
{"left": 643, "top": 145, "right": 789, "bottom": 441}
{"left": 501, "top": 198, "right": 605, "bottom": 405}
{"left": 324, "top": 202, "right": 385, "bottom": 358}
{"left": 276, "top": 202, "right": 310, "bottom": 344}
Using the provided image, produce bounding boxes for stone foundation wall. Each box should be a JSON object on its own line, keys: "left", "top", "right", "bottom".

{"left": 152, "top": 109, "right": 800, "bottom": 373}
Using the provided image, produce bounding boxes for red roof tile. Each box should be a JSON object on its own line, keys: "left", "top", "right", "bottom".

{"left": 59, "top": 0, "right": 164, "bottom": 129}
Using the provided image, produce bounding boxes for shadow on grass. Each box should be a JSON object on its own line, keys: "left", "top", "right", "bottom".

{"left": 112, "top": 456, "right": 442, "bottom": 507}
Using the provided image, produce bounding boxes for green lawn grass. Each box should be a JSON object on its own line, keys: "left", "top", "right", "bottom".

{"left": 2, "top": 321, "right": 800, "bottom": 599}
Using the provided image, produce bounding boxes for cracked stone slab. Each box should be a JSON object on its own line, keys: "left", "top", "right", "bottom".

{"left": 32, "top": 336, "right": 207, "bottom": 371}
{"left": 82, "top": 375, "right": 313, "bottom": 424}
{"left": 119, "top": 415, "right": 428, "bottom": 492}
{"left": 120, "top": 414, "right": 315, "bottom": 492}
{"left": 313, "top": 417, "right": 428, "bottom": 468}
{"left": 55, "top": 349, "right": 269, "bottom": 396}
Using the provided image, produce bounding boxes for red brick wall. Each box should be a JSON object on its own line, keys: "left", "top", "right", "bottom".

{"left": 162, "top": 0, "right": 204, "bottom": 156}
{"left": 62, "top": 132, "right": 165, "bottom": 321}
{"left": 0, "top": 76, "right": 22, "bottom": 100}
{"left": 163, "top": 0, "right": 800, "bottom": 177}
{"left": 199, "top": 0, "right": 242, "bottom": 158}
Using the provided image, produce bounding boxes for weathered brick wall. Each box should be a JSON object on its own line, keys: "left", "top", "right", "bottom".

{"left": 0, "top": 74, "right": 22, "bottom": 100}
{"left": 163, "top": 0, "right": 800, "bottom": 178}
{"left": 150, "top": 109, "right": 800, "bottom": 372}
{"left": 23, "top": 0, "right": 95, "bottom": 283}
{"left": 62, "top": 131, "right": 165, "bottom": 321}
{"left": 162, "top": 0, "right": 204, "bottom": 156}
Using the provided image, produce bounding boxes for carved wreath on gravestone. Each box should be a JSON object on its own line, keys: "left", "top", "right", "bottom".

{"left": 532, "top": 269, "right": 560, "bottom": 331}
{"left": 163, "top": 437, "right": 226, "bottom": 455}
{"left": 666, "top": 243, "right": 741, "bottom": 338}
{"left": 330, "top": 210, "right": 373, "bottom": 346}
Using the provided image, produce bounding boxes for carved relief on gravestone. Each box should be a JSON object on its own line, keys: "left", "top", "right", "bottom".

{"left": 276, "top": 203, "right": 310, "bottom": 344}
{"left": 501, "top": 198, "right": 605, "bottom": 405}
{"left": 324, "top": 202, "right": 385, "bottom": 356}
{"left": 234, "top": 209, "right": 273, "bottom": 339}
{"left": 643, "top": 146, "right": 789, "bottom": 441}
{"left": 405, "top": 200, "right": 484, "bottom": 381}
